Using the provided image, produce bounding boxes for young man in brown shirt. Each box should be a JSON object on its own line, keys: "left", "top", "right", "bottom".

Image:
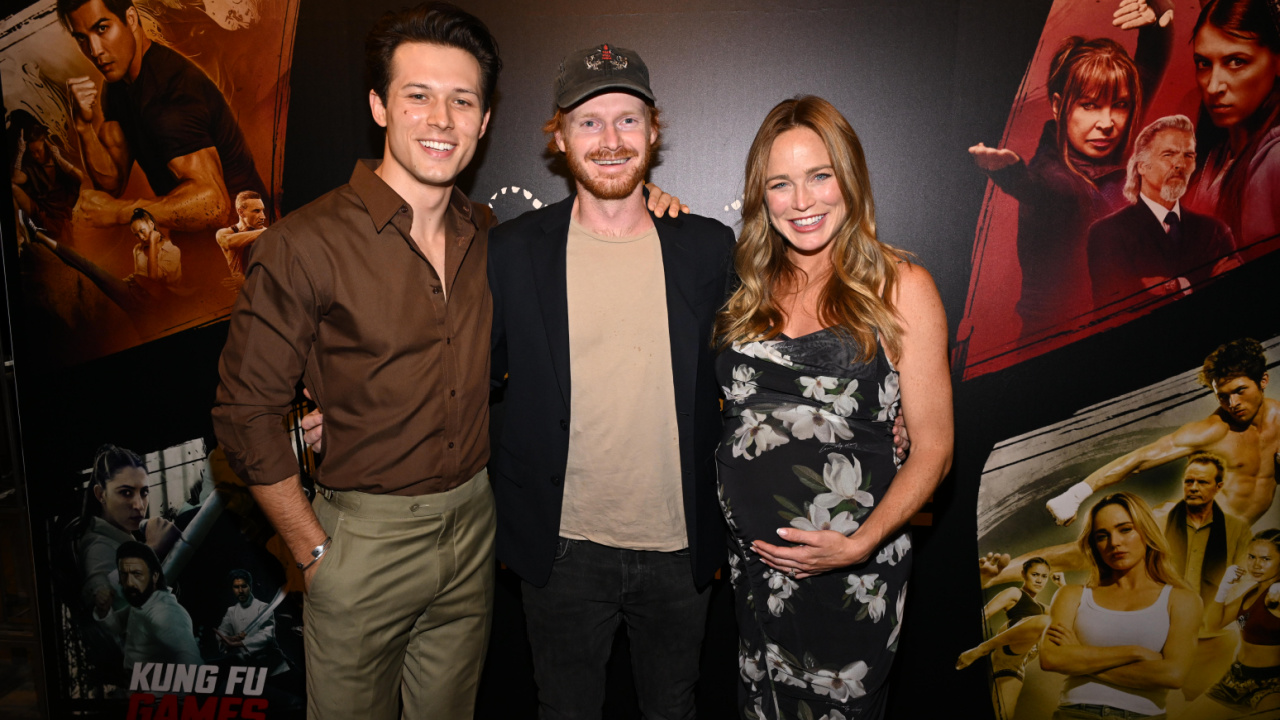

{"left": 211, "top": 5, "right": 500, "bottom": 718}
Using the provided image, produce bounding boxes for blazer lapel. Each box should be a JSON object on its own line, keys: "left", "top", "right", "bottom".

{"left": 529, "top": 196, "right": 575, "bottom": 410}
{"left": 654, "top": 214, "right": 698, "bottom": 417}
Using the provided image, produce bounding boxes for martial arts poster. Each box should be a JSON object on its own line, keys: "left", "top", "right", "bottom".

{"left": 2, "top": 0, "right": 298, "bottom": 366}
{"left": 966, "top": 335, "right": 1280, "bottom": 719}
{"left": 954, "top": 0, "right": 1280, "bottom": 380}
{"left": 45, "top": 438, "right": 307, "bottom": 718}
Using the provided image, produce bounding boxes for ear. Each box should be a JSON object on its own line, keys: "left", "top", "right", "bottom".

{"left": 1051, "top": 93, "right": 1062, "bottom": 118}
{"left": 93, "top": 483, "right": 104, "bottom": 504}
{"left": 555, "top": 128, "right": 566, "bottom": 154}
{"left": 479, "top": 108, "right": 491, "bottom": 140}
{"left": 369, "top": 90, "right": 388, "bottom": 129}
{"left": 1261, "top": 372, "right": 1269, "bottom": 391}
{"left": 125, "top": 6, "right": 140, "bottom": 31}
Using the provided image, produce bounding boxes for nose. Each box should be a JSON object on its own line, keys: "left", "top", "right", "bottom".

{"left": 87, "top": 34, "right": 106, "bottom": 60}
{"left": 1096, "top": 108, "right": 1115, "bottom": 132}
{"left": 425, "top": 98, "right": 453, "bottom": 130}
{"left": 601, "top": 122, "right": 622, "bottom": 150}
{"left": 792, "top": 182, "right": 814, "bottom": 211}
{"left": 1207, "top": 66, "right": 1229, "bottom": 96}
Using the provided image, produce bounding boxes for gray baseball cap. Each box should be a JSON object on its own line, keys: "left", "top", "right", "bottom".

{"left": 554, "top": 44, "right": 655, "bottom": 109}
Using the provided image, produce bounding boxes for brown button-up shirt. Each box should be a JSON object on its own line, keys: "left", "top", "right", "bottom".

{"left": 212, "top": 160, "right": 493, "bottom": 496}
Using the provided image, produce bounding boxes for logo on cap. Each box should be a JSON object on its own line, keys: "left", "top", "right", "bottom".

{"left": 585, "top": 44, "right": 628, "bottom": 72}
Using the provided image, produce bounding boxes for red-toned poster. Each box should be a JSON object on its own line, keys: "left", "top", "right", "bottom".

{"left": 3, "top": 0, "right": 298, "bottom": 365}
{"left": 955, "top": 0, "right": 1280, "bottom": 380}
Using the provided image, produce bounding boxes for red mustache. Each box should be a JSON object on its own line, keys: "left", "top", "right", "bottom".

{"left": 586, "top": 149, "right": 639, "bottom": 162}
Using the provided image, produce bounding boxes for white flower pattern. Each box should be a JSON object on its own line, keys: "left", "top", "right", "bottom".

{"left": 730, "top": 409, "right": 790, "bottom": 460}
{"left": 791, "top": 502, "right": 860, "bottom": 536}
{"left": 772, "top": 404, "right": 853, "bottom": 443}
{"left": 718, "top": 332, "right": 905, "bottom": 717}
{"left": 723, "top": 364, "right": 762, "bottom": 404}
{"left": 830, "top": 379, "right": 860, "bottom": 417}
{"left": 810, "top": 661, "right": 869, "bottom": 702}
{"left": 876, "top": 533, "right": 912, "bottom": 566}
{"left": 799, "top": 375, "right": 838, "bottom": 401}
{"left": 815, "top": 453, "right": 875, "bottom": 510}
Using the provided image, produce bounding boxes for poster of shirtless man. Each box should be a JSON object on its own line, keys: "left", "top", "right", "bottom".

{"left": 966, "top": 336, "right": 1280, "bottom": 719}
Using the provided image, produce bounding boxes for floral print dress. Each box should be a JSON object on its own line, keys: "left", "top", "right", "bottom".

{"left": 717, "top": 330, "right": 908, "bottom": 720}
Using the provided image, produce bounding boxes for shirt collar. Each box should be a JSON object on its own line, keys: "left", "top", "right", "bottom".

{"left": 348, "top": 159, "right": 477, "bottom": 235}
{"left": 1139, "top": 191, "right": 1180, "bottom": 225}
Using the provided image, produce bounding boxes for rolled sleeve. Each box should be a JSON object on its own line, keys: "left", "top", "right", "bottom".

{"left": 212, "top": 227, "right": 322, "bottom": 486}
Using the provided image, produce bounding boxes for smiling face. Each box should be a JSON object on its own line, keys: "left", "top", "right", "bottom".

{"left": 1194, "top": 23, "right": 1280, "bottom": 130}
{"left": 93, "top": 465, "right": 149, "bottom": 533}
{"left": 1213, "top": 373, "right": 1269, "bottom": 425}
{"left": 1057, "top": 91, "right": 1132, "bottom": 160}
{"left": 555, "top": 91, "right": 655, "bottom": 201}
{"left": 1091, "top": 503, "right": 1146, "bottom": 573}
{"left": 763, "top": 127, "right": 848, "bottom": 260}
{"left": 1247, "top": 539, "right": 1280, "bottom": 583}
{"left": 370, "top": 42, "right": 490, "bottom": 196}
{"left": 1139, "top": 129, "right": 1196, "bottom": 204}
{"left": 65, "top": 0, "right": 139, "bottom": 83}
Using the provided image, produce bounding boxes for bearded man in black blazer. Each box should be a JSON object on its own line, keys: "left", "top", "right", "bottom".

{"left": 488, "top": 45, "right": 734, "bottom": 719}
{"left": 1087, "top": 115, "right": 1238, "bottom": 309}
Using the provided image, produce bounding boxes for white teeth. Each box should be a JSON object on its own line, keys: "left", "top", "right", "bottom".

{"left": 793, "top": 214, "right": 825, "bottom": 227}
{"left": 593, "top": 159, "right": 627, "bottom": 165}
{"left": 419, "top": 140, "right": 456, "bottom": 151}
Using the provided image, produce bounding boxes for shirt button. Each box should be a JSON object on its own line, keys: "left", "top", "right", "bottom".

{"left": 446, "top": 338, "right": 451, "bottom": 344}
{"left": 432, "top": 287, "right": 441, "bottom": 294}
{"left": 560, "top": 419, "right": 568, "bottom": 430}
{"left": 399, "top": 207, "right": 409, "bottom": 214}
{"left": 550, "top": 475, "right": 562, "bottom": 486}
{"left": 450, "top": 390, "right": 456, "bottom": 397}
{"left": 448, "top": 442, "right": 455, "bottom": 449}
{"left": 409, "top": 503, "right": 420, "bottom": 512}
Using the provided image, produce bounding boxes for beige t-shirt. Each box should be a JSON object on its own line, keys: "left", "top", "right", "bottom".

{"left": 559, "top": 219, "right": 687, "bottom": 551}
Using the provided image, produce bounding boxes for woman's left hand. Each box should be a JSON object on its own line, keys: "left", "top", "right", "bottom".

{"left": 752, "top": 527, "right": 871, "bottom": 579}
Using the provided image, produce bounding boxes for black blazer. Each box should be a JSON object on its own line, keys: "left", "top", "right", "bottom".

{"left": 1086, "top": 202, "right": 1236, "bottom": 307}
{"left": 488, "top": 194, "right": 735, "bottom": 588}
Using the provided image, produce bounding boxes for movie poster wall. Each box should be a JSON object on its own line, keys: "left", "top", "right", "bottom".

{"left": 3, "top": 0, "right": 305, "bottom": 717}
{"left": 959, "top": 0, "right": 1280, "bottom": 718}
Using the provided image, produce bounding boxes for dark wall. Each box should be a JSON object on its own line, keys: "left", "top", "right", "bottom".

{"left": 282, "top": 1, "right": 1057, "bottom": 716}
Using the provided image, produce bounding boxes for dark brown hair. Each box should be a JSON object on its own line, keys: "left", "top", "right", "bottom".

{"left": 365, "top": 2, "right": 502, "bottom": 111}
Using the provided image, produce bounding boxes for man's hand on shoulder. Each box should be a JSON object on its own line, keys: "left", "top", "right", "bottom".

{"left": 645, "top": 182, "right": 689, "bottom": 218}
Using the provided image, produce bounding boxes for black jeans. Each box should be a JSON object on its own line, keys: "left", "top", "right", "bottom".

{"left": 522, "top": 538, "right": 712, "bottom": 720}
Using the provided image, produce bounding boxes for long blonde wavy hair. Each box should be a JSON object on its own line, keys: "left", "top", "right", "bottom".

{"left": 1077, "top": 492, "right": 1189, "bottom": 590}
{"left": 715, "top": 96, "right": 906, "bottom": 363}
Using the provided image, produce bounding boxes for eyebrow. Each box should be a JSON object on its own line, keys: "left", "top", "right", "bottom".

{"left": 401, "top": 82, "right": 478, "bottom": 97}
{"left": 765, "top": 165, "right": 834, "bottom": 184}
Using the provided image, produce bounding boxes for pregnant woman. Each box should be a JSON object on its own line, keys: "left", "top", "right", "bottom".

{"left": 716, "top": 95, "right": 953, "bottom": 720}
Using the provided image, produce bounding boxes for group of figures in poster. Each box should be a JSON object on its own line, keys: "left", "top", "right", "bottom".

{"left": 964, "top": 0, "right": 1280, "bottom": 713}
{"left": 969, "top": 337, "right": 1280, "bottom": 719}
{"left": 957, "top": 0, "right": 1280, "bottom": 378}
{"left": 6, "top": 0, "right": 288, "bottom": 365}
{"left": 1, "top": 0, "right": 304, "bottom": 714}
